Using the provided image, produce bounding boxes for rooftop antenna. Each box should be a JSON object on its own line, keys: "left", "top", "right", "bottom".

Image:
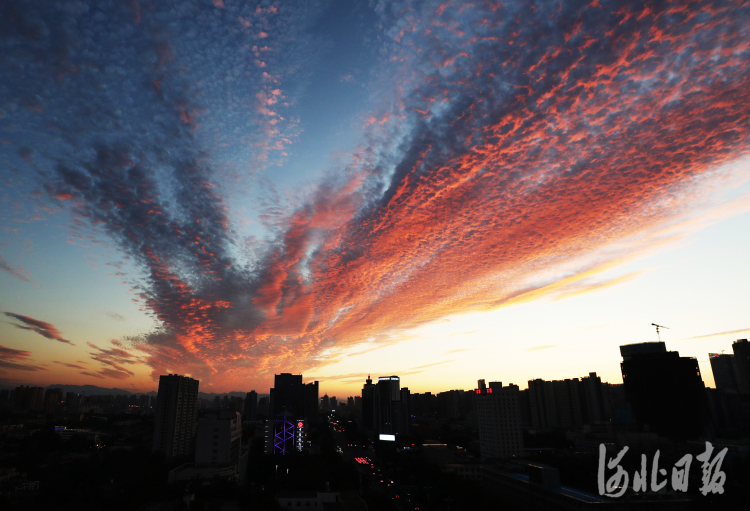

{"left": 652, "top": 323, "right": 669, "bottom": 342}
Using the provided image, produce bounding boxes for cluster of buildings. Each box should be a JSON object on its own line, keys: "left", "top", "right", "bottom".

{"left": 0, "top": 387, "right": 152, "bottom": 415}
{"left": 150, "top": 374, "right": 247, "bottom": 483}
{"left": 151, "top": 372, "right": 325, "bottom": 481}
{"left": 349, "top": 340, "right": 748, "bottom": 510}
{"left": 4, "top": 337, "right": 748, "bottom": 507}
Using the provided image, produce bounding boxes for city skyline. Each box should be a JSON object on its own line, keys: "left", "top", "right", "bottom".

{"left": 2, "top": 0, "right": 750, "bottom": 397}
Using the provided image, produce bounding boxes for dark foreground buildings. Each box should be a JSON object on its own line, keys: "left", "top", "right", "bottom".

{"left": 361, "top": 375, "right": 410, "bottom": 437}
{"left": 152, "top": 374, "right": 200, "bottom": 458}
{"left": 268, "top": 373, "right": 319, "bottom": 419}
{"left": 475, "top": 380, "right": 524, "bottom": 459}
{"left": 264, "top": 373, "right": 317, "bottom": 455}
{"left": 620, "top": 342, "right": 709, "bottom": 439}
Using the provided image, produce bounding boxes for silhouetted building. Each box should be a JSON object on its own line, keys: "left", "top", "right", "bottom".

{"left": 258, "top": 396, "right": 269, "bottom": 418}
{"left": 580, "top": 372, "right": 606, "bottom": 424}
{"left": 269, "top": 373, "right": 318, "bottom": 420}
{"left": 732, "top": 339, "right": 750, "bottom": 394}
{"left": 65, "top": 392, "right": 82, "bottom": 413}
{"left": 709, "top": 353, "right": 739, "bottom": 393}
{"left": 14, "top": 386, "right": 44, "bottom": 412}
{"left": 152, "top": 374, "right": 199, "bottom": 458}
{"left": 375, "top": 376, "right": 409, "bottom": 436}
{"left": 362, "top": 375, "right": 376, "bottom": 431}
{"left": 602, "top": 383, "right": 631, "bottom": 426}
{"left": 475, "top": 380, "right": 524, "bottom": 459}
{"left": 437, "top": 390, "right": 466, "bottom": 419}
{"left": 245, "top": 391, "right": 257, "bottom": 420}
{"left": 43, "top": 388, "right": 63, "bottom": 414}
{"left": 705, "top": 387, "right": 748, "bottom": 434}
{"left": 620, "top": 342, "right": 709, "bottom": 439}
{"left": 264, "top": 416, "right": 306, "bottom": 455}
{"left": 527, "top": 378, "right": 583, "bottom": 430}
{"left": 196, "top": 411, "right": 242, "bottom": 468}
{"left": 170, "top": 410, "right": 248, "bottom": 484}
{"left": 410, "top": 392, "right": 437, "bottom": 418}
{"left": 303, "top": 381, "right": 319, "bottom": 418}
{"left": 321, "top": 394, "right": 330, "bottom": 411}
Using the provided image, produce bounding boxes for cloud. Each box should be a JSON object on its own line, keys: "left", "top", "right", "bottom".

{"left": 408, "top": 360, "right": 454, "bottom": 371}
{"left": 444, "top": 348, "right": 476, "bottom": 354}
{"left": 0, "top": 345, "right": 32, "bottom": 360}
{"left": 0, "top": 345, "right": 44, "bottom": 372}
{"left": 84, "top": 341, "right": 140, "bottom": 379}
{"left": 106, "top": 312, "right": 125, "bottom": 321}
{"left": 0, "top": 360, "right": 45, "bottom": 372}
{"left": 3, "top": 313, "right": 74, "bottom": 345}
{"left": 80, "top": 371, "right": 105, "bottom": 379}
{"left": 552, "top": 271, "right": 646, "bottom": 301}
{"left": 526, "top": 345, "right": 558, "bottom": 352}
{"left": 678, "top": 328, "right": 750, "bottom": 341}
{"left": 0, "top": 254, "right": 34, "bottom": 284}
{"left": 54, "top": 361, "right": 88, "bottom": 370}
{"left": 5, "top": 0, "right": 750, "bottom": 391}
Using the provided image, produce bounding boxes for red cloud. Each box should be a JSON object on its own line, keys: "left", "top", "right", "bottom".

{"left": 0, "top": 345, "right": 32, "bottom": 360}
{"left": 3, "top": 313, "right": 74, "bottom": 345}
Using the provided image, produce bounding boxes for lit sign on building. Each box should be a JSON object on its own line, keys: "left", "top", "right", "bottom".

{"left": 379, "top": 434, "right": 396, "bottom": 441}
{"left": 269, "top": 417, "right": 305, "bottom": 455}
{"left": 295, "top": 419, "right": 305, "bottom": 451}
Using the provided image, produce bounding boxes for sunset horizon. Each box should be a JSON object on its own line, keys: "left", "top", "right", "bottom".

{"left": 2, "top": 0, "right": 750, "bottom": 400}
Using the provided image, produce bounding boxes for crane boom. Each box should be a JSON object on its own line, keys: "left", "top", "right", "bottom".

{"left": 651, "top": 323, "right": 669, "bottom": 342}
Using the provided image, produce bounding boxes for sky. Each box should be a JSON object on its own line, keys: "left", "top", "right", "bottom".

{"left": 1, "top": 0, "right": 749, "bottom": 397}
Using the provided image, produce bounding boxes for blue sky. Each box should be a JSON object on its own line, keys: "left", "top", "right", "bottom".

{"left": 1, "top": 0, "right": 749, "bottom": 395}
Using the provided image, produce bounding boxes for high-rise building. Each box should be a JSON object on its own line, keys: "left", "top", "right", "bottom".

{"left": 258, "top": 396, "right": 269, "bottom": 418}
{"left": 709, "top": 353, "right": 740, "bottom": 393}
{"left": 527, "top": 378, "right": 583, "bottom": 430}
{"left": 620, "top": 342, "right": 709, "bottom": 439}
{"left": 732, "top": 339, "right": 750, "bottom": 394}
{"left": 43, "top": 388, "right": 64, "bottom": 414}
{"left": 409, "top": 392, "right": 437, "bottom": 418}
{"left": 475, "top": 380, "right": 524, "bottom": 459}
{"left": 169, "top": 411, "right": 248, "bottom": 484}
{"left": 362, "top": 375, "right": 376, "bottom": 431}
{"left": 373, "top": 376, "right": 409, "bottom": 436}
{"left": 269, "top": 373, "right": 318, "bottom": 420}
{"left": 245, "top": 391, "right": 258, "bottom": 420}
{"left": 195, "top": 411, "right": 242, "bottom": 469}
{"left": 152, "top": 374, "right": 199, "bottom": 458}
{"left": 321, "top": 394, "right": 330, "bottom": 411}
{"left": 437, "top": 390, "right": 464, "bottom": 419}
{"left": 580, "top": 372, "right": 606, "bottom": 424}
{"left": 361, "top": 374, "right": 410, "bottom": 435}
{"left": 14, "top": 386, "right": 44, "bottom": 412}
{"left": 65, "top": 392, "right": 82, "bottom": 413}
{"left": 304, "top": 380, "right": 319, "bottom": 418}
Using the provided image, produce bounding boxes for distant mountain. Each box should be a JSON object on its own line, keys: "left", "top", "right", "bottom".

{"left": 198, "top": 391, "right": 269, "bottom": 400}
{"left": 46, "top": 384, "right": 136, "bottom": 396}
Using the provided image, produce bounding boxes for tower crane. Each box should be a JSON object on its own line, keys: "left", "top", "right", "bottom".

{"left": 652, "top": 323, "right": 669, "bottom": 342}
